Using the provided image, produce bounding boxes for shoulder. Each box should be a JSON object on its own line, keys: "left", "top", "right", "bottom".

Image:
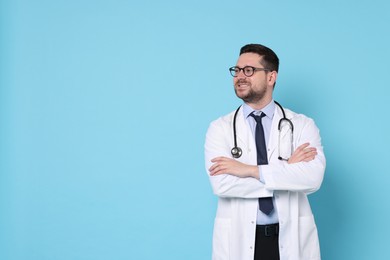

{"left": 204, "top": 109, "right": 236, "bottom": 148}
{"left": 206, "top": 108, "right": 238, "bottom": 139}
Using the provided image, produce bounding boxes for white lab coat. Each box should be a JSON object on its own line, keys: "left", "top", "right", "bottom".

{"left": 204, "top": 105, "right": 326, "bottom": 260}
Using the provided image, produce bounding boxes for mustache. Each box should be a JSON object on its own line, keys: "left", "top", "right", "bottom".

{"left": 236, "top": 79, "right": 250, "bottom": 85}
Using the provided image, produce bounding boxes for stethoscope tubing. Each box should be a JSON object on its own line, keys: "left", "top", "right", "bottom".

{"left": 231, "top": 101, "right": 293, "bottom": 159}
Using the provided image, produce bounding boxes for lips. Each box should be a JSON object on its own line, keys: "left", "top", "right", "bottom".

{"left": 236, "top": 80, "right": 250, "bottom": 88}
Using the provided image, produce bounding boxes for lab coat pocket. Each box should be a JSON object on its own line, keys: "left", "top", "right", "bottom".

{"left": 298, "top": 215, "right": 321, "bottom": 259}
{"left": 212, "top": 218, "right": 231, "bottom": 260}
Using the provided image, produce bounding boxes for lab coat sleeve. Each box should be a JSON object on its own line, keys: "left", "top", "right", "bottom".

{"left": 261, "top": 117, "right": 326, "bottom": 194}
{"left": 204, "top": 118, "right": 273, "bottom": 199}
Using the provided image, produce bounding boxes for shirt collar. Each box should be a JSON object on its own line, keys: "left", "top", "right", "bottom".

{"left": 243, "top": 100, "right": 275, "bottom": 120}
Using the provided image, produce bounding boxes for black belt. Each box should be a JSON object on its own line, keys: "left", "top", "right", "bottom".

{"left": 256, "top": 223, "right": 279, "bottom": 237}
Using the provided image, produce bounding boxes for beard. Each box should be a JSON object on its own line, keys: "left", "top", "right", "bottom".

{"left": 234, "top": 81, "right": 267, "bottom": 104}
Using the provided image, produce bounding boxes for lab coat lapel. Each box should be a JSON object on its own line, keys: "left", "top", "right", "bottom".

{"left": 235, "top": 107, "right": 257, "bottom": 163}
{"left": 268, "top": 105, "right": 283, "bottom": 160}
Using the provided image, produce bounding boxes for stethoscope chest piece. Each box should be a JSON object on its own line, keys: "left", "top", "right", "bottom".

{"left": 231, "top": 147, "right": 242, "bottom": 158}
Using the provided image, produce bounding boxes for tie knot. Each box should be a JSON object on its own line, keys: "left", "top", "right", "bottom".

{"left": 250, "top": 112, "right": 266, "bottom": 123}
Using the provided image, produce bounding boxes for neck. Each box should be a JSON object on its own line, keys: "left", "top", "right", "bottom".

{"left": 245, "top": 98, "right": 273, "bottom": 111}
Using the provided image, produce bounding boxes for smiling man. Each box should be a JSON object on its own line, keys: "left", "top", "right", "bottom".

{"left": 204, "top": 44, "right": 326, "bottom": 260}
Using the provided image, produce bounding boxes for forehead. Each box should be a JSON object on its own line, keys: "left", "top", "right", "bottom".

{"left": 236, "top": 52, "right": 262, "bottom": 66}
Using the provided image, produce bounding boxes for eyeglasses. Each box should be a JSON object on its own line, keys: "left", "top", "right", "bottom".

{"left": 229, "top": 66, "right": 270, "bottom": 77}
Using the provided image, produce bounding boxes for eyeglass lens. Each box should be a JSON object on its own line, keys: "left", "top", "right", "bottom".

{"left": 230, "top": 66, "right": 255, "bottom": 77}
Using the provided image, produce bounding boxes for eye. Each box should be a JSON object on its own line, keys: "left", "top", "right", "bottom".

{"left": 244, "top": 67, "right": 253, "bottom": 74}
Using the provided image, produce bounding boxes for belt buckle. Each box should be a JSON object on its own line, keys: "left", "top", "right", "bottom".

{"left": 264, "top": 224, "right": 278, "bottom": 237}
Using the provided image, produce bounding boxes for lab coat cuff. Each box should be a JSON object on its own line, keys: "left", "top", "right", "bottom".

{"left": 261, "top": 165, "right": 275, "bottom": 187}
{"left": 258, "top": 166, "right": 265, "bottom": 183}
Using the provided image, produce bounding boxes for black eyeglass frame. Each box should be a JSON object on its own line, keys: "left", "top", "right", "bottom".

{"left": 229, "top": 66, "right": 271, "bottom": 77}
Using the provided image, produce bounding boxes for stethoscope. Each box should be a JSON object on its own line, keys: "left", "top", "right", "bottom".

{"left": 231, "top": 101, "right": 294, "bottom": 161}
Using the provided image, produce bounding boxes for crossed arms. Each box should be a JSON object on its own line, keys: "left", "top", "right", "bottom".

{"left": 209, "top": 142, "right": 317, "bottom": 179}
{"left": 205, "top": 117, "right": 326, "bottom": 198}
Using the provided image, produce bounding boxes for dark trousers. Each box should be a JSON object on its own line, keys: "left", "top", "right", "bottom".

{"left": 254, "top": 224, "right": 280, "bottom": 260}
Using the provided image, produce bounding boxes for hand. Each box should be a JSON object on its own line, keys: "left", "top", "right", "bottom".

{"left": 288, "top": 142, "right": 317, "bottom": 164}
{"left": 209, "top": 157, "right": 259, "bottom": 179}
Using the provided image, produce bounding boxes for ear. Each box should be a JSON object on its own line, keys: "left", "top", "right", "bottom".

{"left": 268, "top": 71, "right": 278, "bottom": 86}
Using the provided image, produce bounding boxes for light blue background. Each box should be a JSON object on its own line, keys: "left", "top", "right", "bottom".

{"left": 1, "top": 0, "right": 389, "bottom": 259}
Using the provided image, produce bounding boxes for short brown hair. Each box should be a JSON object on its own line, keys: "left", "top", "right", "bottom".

{"left": 240, "top": 44, "right": 279, "bottom": 72}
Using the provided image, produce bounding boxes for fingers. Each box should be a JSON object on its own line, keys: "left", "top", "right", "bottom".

{"left": 209, "top": 157, "right": 243, "bottom": 176}
{"left": 288, "top": 143, "right": 318, "bottom": 164}
{"left": 301, "top": 149, "right": 317, "bottom": 162}
{"left": 296, "top": 146, "right": 317, "bottom": 162}
{"left": 209, "top": 157, "right": 256, "bottom": 178}
{"left": 209, "top": 157, "right": 229, "bottom": 176}
{"left": 296, "top": 142, "right": 310, "bottom": 151}
{"left": 209, "top": 162, "right": 228, "bottom": 176}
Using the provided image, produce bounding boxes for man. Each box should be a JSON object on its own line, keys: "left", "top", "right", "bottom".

{"left": 204, "top": 44, "right": 326, "bottom": 260}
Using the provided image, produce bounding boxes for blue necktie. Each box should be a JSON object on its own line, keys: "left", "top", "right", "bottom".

{"left": 250, "top": 112, "right": 274, "bottom": 215}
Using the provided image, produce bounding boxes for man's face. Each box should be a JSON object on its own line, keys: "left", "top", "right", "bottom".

{"left": 233, "top": 52, "right": 275, "bottom": 105}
